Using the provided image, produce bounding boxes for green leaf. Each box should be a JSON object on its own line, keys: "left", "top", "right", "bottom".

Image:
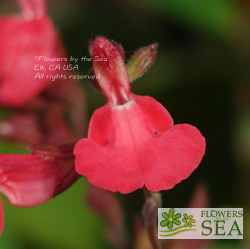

{"left": 0, "top": 140, "right": 27, "bottom": 154}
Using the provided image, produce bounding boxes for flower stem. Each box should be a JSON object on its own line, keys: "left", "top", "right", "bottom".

{"left": 142, "top": 188, "right": 162, "bottom": 249}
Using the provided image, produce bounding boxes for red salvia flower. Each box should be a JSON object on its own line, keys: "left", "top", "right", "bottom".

{"left": 74, "top": 36, "right": 206, "bottom": 194}
{"left": 0, "top": 0, "right": 66, "bottom": 107}
{"left": 0, "top": 155, "right": 63, "bottom": 207}
{"left": 0, "top": 143, "right": 78, "bottom": 207}
{"left": 0, "top": 143, "right": 79, "bottom": 233}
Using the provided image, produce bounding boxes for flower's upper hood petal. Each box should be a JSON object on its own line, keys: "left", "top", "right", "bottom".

{"left": 91, "top": 36, "right": 130, "bottom": 105}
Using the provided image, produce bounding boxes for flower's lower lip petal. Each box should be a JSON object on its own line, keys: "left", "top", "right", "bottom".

{"left": 143, "top": 124, "right": 205, "bottom": 191}
{"left": 74, "top": 139, "right": 144, "bottom": 194}
{"left": 75, "top": 123, "right": 205, "bottom": 193}
{"left": 0, "top": 196, "right": 3, "bottom": 235}
{"left": 75, "top": 96, "right": 205, "bottom": 193}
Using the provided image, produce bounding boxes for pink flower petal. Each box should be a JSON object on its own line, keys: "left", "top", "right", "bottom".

{"left": 0, "top": 16, "right": 65, "bottom": 107}
{"left": 142, "top": 123, "right": 205, "bottom": 191}
{"left": 0, "top": 155, "right": 57, "bottom": 206}
{"left": 0, "top": 153, "right": 78, "bottom": 207}
{"left": 74, "top": 95, "right": 205, "bottom": 193}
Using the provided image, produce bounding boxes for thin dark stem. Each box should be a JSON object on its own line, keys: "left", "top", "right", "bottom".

{"left": 142, "top": 187, "right": 162, "bottom": 249}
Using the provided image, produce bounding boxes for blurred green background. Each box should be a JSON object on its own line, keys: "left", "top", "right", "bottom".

{"left": 0, "top": 0, "right": 249, "bottom": 248}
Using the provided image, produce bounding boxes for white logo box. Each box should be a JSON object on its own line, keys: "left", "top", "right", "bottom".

{"left": 158, "top": 208, "right": 243, "bottom": 239}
